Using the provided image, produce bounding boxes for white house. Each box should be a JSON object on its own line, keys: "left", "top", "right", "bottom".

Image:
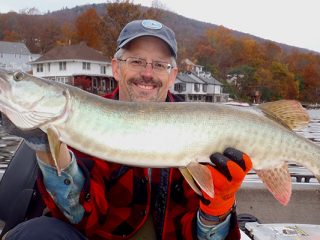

{"left": 0, "top": 41, "right": 38, "bottom": 72}
{"left": 30, "top": 42, "right": 116, "bottom": 94}
{"left": 170, "top": 59, "right": 228, "bottom": 102}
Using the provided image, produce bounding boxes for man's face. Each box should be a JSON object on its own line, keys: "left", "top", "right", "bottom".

{"left": 112, "top": 36, "right": 178, "bottom": 102}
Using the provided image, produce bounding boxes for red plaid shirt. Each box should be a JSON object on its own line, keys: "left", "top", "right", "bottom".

{"left": 37, "top": 87, "right": 240, "bottom": 239}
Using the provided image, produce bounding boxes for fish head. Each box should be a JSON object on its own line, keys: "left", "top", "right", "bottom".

{"left": 0, "top": 69, "right": 68, "bottom": 130}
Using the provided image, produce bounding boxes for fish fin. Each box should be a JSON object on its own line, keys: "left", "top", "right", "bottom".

{"left": 186, "top": 162, "right": 214, "bottom": 198}
{"left": 179, "top": 168, "right": 202, "bottom": 196}
{"left": 4, "top": 107, "right": 59, "bottom": 130}
{"left": 255, "top": 162, "right": 292, "bottom": 205}
{"left": 258, "top": 100, "right": 309, "bottom": 130}
{"left": 47, "top": 126, "right": 62, "bottom": 176}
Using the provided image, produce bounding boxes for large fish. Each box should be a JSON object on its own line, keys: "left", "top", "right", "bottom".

{"left": 0, "top": 69, "right": 319, "bottom": 205}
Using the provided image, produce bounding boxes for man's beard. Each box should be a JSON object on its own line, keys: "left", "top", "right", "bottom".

{"left": 127, "top": 78, "right": 163, "bottom": 102}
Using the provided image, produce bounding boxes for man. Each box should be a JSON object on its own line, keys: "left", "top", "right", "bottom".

{"left": 4, "top": 19, "right": 251, "bottom": 239}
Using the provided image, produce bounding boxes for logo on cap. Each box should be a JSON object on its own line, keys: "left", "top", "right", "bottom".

{"left": 141, "top": 20, "right": 162, "bottom": 30}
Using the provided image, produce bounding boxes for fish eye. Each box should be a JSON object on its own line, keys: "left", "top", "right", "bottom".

{"left": 13, "top": 71, "right": 25, "bottom": 81}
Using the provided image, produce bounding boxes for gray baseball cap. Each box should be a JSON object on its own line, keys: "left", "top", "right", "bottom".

{"left": 116, "top": 19, "right": 177, "bottom": 58}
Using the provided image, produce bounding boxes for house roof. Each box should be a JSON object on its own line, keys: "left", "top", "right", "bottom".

{"left": 198, "top": 73, "right": 222, "bottom": 85}
{"left": 32, "top": 42, "right": 109, "bottom": 63}
{"left": 0, "top": 41, "right": 31, "bottom": 55}
{"left": 177, "top": 71, "right": 222, "bottom": 85}
{"left": 177, "top": 72, "right": 200, "bottom": 83}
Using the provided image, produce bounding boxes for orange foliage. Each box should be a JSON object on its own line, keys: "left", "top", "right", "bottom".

{"left": 75, "top": 8, "right": 103, "bottom": 50}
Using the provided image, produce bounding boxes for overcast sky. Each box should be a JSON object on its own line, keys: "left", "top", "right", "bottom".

{"left": 1, "top": 0, "right": 319, "bottom": 53}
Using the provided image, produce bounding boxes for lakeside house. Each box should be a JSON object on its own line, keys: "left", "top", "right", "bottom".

{"left": 30, "top": 42, "right": 116, "bottom": 95}
{"left": 170, "top": 59, "right": 229, "bottom": 102}
{"left": 0, "top": 41, "right": 39, "bottom": 72}
{"left": 30, "top": 45, "right": 228, "bottom": 101}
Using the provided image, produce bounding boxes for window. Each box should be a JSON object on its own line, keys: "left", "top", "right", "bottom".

{"left": 56, "top": 77, "right": 68, "bottom": 84}
{"left": 101, "top": 80, "right": 106, "bottom": 91}
{"left": 203, "top": 84, "right": 208, "bottom": 92}
{"left": 100, "top": 65, "right": 106, "bottom": 74}
{"left": 0, "top": 53, "right": 3, "bottom": 58}
{"left": 83, "top": 62, "right": 91, "bottom": 70}
{"left": 47, "top": 63, "right": 50, "bottom": 72}
{"left": 59, "top": 62, "right": 66, "bottom": 71}
{"left": 194, "top": 83, "right": 200, "bottom": 92}
{"left": 36, "top": 64, "right": 43, "bottom": 72}
{"left": 110, "top": 78, "right": 116, "bottom": 90}
{"left": 174, "top": 83, "right": 186, "bottom": 93}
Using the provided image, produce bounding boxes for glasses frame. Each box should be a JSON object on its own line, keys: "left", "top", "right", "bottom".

{"left": 118, "top": 57, "right": 173, "bottom": 74}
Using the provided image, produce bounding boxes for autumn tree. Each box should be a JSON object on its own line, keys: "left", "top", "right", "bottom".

{"left": 75, "top": 8, "right": 103, "bottom": 50}
{"left": 193, "top": 32, "right": 216, "bottom": 73}
{"left": 300, "top": 64, "right": 320, "bottom": 102}
{"left": 261, "top": 41, "right": 283, "bottom": 62}
{"left": 100, "top": 0, "right": 162, "bottom": 58}
{"left": 58, "top": 22, "right": 77, "bottom": 46}
{"left": 269, "top": 61, "right": 298, "bottom": 100}
{"left": 17, "top": 14, "right": 42, "bottom": 52}
{"left": 227, "top": 65, "right": 257, "bottom": 101}
{"left": 286, "top": 52, "right": 320, "bottom": 102}
{"left": 2, "top": 30, "right": 20, "bottom": 41}
{"left": 37, "top": 18, "right": 62, "bottom": 53}
{"left": 0, "top": 12, "right": 22, "bottom": 42}
{"left": 254, "top": 67, "right": 273, "bottom": 101}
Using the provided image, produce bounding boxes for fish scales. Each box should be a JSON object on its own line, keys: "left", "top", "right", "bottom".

{"left": 50, "top": 89, "right": 317, "bottom": 174}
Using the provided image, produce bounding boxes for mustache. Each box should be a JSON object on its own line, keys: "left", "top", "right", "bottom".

{"left": 129, "top": 78, "right": 162, "bottom": 87}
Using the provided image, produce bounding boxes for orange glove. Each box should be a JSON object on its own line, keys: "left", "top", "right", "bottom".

{"left": 199, "top": 147, "right": 252, "bottom": 223}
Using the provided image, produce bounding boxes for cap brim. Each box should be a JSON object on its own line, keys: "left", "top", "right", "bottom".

{"left": 117, "top": 33, "right": 177, "bottom": 58}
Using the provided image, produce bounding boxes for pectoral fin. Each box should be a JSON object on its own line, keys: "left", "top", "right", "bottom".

{"left": 179, "top": 168, "right": 202, "bottom": 196}
{"left": 182, "top": 162, "right": 214, "bottom": 198}
{"left": 47, "top": 126, "right": 62, "bottom": 176}
{"left": 255, "top": 162, "right": 292, "bottom": 205}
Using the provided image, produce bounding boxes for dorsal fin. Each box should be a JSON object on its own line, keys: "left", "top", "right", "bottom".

{"left": 258, "top": 100, "right": 310, "bottom": 130}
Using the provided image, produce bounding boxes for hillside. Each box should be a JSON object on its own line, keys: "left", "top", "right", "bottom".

{"left": 1, "top": 3, "right": 319, "bottom": 103}
{"left": 47, "top": 3, "right": 317, "bottom": 55}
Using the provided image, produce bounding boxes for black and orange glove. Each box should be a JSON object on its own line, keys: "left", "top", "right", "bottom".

{"left": 199, "top": 147, "right": 252, "bottom": 223}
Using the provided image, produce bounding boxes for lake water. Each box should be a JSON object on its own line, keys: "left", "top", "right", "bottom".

{"left": 296, "top": 109, "right": 320, "bottom": 143}
{"left": 0, "top": 109, "right": 320, "bottom": 182}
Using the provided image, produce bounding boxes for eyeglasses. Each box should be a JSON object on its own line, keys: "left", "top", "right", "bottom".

{"left": 118, "top": 57, "right": 173, "bottom": 74}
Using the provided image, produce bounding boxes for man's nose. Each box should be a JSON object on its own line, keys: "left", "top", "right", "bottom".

{"left": 141, "top": 63, "right": 154, "bottom": 75}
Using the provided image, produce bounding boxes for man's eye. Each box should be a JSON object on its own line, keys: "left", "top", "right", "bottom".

{"left": 131, "top": 59, "right": 144, "bottom": 66}
{"left": 153, "top": 62, "right": 166, "bottom": 70}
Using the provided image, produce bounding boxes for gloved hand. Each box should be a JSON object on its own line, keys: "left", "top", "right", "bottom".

{"left": 199, "top": 147, "right": 252, "bottom": 223}
{"left": 1, "top": 113, "right": 49, "bottom": 152}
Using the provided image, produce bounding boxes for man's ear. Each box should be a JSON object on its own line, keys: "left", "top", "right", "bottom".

{"left": 168, "top": 67, "right": 178, "bottom": 87}
{"left": 111, "top": 58, "right": 120, "bottom": 82}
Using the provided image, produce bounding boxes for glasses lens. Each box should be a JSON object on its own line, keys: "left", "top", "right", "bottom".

{"left": 123, "top": 57, "right": 172, "bottom": 74}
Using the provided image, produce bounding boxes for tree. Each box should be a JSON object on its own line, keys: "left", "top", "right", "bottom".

{"left": 75, "top": 8, "right": 103, "bottom": 50}
{"left": 261, "top": 41, "right": 283, "bottom": 62}
{"left": 37, "top": 18, "right": 61, "bottom": 53}
{"left": 59, "top": 22, "right": 77, "bottom": 46}
{"left": 228, "top": 65, "right": 257, "bottom": 101}
{"left": 100, "top": 0, "right": 162, "bottom": 58}
{"left": 19, "top": 7, "right": 41, "bottom": 15}
{"left": 3, "top": 30, "right": 20, "bottom": 41}
{"left": 269, "top": 61, "right": 298, "bottom": 100}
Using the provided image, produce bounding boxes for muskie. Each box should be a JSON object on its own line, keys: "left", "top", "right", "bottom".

{"left": 0, "top": 69, "right": 319, "bottom": 205}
